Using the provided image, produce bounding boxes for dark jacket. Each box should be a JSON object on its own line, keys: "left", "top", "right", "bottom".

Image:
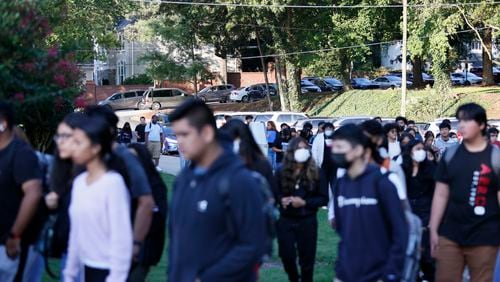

{"left": 168, "top": 151, "right": 267, "bottom": 282}
{"left": 274, "top": 167, "right": 329, "bottom": 218}
{"left": 333, "top": 164, "right": 408, "bottom": 282}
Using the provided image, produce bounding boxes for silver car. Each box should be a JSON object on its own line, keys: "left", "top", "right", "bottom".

{"left": 138, "top": 88, "right": 191, "bottom": 110}
{"left": 197, "top": 84, "right": 236, "bottom": 103}
{"left": 98, "top": 90, "right": 146, "bottom": 111}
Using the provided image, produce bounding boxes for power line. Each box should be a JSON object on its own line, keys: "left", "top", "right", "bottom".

{"left": 236, "top": 27, "right": 490, "bottom": 59}
{"left": 132, "top": 0, "right": 500, "bottom": 9}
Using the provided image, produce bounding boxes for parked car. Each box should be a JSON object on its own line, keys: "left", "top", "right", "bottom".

{"left": 333, "top": 116, "right": 373, "bottom": 128}
{"left": 351, "top": 78, "right": 379, "bottom": 89}
{"left": 372, "top": 76, "right": 413, "bottom": 89}
{"left": 229, "top": 84, "right": 276, "bottom": 103}
{"left": 294, "top": 117, "right": 337, "bottom": 134}
{"left": 198, "top": 84, "right": 236, "bottom": 103}
{"left": 254, "top": 112, "right": 309, "bottom": 127}
{"left": 450, "top": 72, "right": 482, "bottom": 86}
{"left": 98, "top": 90, "right": 146, "bottom": 111}
{"left": 303, "top": 77, "right": 343, "bottom": 92}
{"left": 390, "top": 71, "right": 435, "bottom": 86}
{"left": 300, "top": 80, "right": 322, "bottom": 93}
{"left": 138, "top": 88, "right": 191, "bottom": 110}
{"left": 469, "top": 66, "right": 500, "bottom": 83}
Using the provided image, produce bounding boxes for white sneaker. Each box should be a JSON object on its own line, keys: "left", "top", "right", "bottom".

{"left": 156, "top": 166, "right": 163, "bottom": 172}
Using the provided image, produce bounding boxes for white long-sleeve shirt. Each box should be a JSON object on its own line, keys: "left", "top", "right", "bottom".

{"left": 64, "top": 171, "right": 133, "bottom": 282}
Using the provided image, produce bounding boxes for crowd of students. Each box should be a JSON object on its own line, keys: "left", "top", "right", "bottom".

{"left": 0, "top": 98, "right": 499, "bottom": 282}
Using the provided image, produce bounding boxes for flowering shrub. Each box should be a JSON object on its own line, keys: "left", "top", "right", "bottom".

{"left": 0, "top": 1, "right": 83, "bottom": 151}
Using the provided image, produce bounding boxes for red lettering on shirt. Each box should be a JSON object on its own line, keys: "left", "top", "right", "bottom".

{"left": 475, "top": 196, "right": 487, "bottom": 207}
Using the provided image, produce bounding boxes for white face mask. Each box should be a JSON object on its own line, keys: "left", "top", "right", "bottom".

{"left": 294, "top": 148, "right": 310, "bottom": 163}
{"left": 324, "top": 130, "right": 334, "bottom": 137}
{"left": 233, "top": 139, "right": 240, "bottom": 154}
{"left": 0, "top": 124, "right": 5, "bottom": 133}
{"left": 412, "top": 149, "right": 427, "bottom": 163}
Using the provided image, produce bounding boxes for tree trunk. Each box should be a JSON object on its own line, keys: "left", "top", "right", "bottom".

{"left": 285, "top": 59, "right": 302, "bottom": 112}
{"left": 482, "top": 28, "right": 494, "bottom": 86}
{"left": 190, "top": 38, "right": 198, "bottom": 94}
{"left": 255, "top": 28, "right": 273, "bottom": 111}
{"left": 276, "top": 57, "right": 290, "bottom": 111}
{"left": 339, "top": 50, "right": 352, "bottom": 90}
{"left": 412, "top": 55, "right": 425, "bottom": 89}
{"left": 221, "top": 57, "right": 228, "bottom": 84}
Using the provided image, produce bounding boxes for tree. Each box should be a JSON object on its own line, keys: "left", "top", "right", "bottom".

{"left": 0, "top": 1, "right": 83, "bottom": 151}
{"left": 39, "top": 0, "right": 135, "bottom": 63}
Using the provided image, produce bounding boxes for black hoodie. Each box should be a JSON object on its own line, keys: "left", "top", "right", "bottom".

{"left": 168, "top": 151, "right": 267, "bottom": 282}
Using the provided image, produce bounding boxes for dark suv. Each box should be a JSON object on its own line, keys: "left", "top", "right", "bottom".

{"left": 98, "top": 90, "right": 146, "bottom": 111}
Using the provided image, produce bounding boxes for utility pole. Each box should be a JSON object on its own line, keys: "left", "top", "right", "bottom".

{"left": 401, "top": 0, "right": 408, "bottom": 116}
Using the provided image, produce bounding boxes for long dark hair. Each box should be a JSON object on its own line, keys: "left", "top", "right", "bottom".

{"left": 50, "top": 112, "right": 86, "bottom": 196}
{"left": 74, "top": 116, "right": 129, "bottom": 183}
{"left": 220, "top": 119, "right": 266, "bottom": 169}
{"left": 281, "top": 137, "right": 319, "bottom": 194}
{"left": 401, "top": 139, "right": 429, "bottom": 182}
{"left": 122, "top": 122, "right": 132, "bottom": 134}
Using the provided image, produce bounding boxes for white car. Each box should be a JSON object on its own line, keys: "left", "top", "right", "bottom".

{"left": 372, "top": 76, "right": 413, "bottom": 89}
{"left": 254, "top": 112, "right": 309, "bottom": 127}
{"left": 450, "top": 72, "right": 482, "bottom": 85}
{"left": 229, "top": 84, "right": 275, "bottom": 103}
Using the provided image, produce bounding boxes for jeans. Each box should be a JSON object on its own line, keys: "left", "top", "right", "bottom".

{"left": 267, "top": 149, "right": 276, "bottom": 171}
{"left": 19, "top": 245, "right": 43, "bottom": 282}
{"left": 0, "top": 246, "right": 20, "bottom": 282}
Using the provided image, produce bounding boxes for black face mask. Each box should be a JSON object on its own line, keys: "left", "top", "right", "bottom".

{"left": 331, "top": 153, "right": 351, "bottom": 169}
{"left": 152, "top": 120, "right": 158, "bottom": 124}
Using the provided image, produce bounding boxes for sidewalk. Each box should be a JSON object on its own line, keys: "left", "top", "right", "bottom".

{"left": 158, "top": 155, "right": 181, "bottom": 176}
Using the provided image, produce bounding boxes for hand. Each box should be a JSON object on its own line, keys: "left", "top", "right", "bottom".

{"left": 281, "top": 197, "right": 292, "bottom": 208}
{"left": 132, "top": 244, "right": 141, "bottom": 262}
{"left": 5, "top": 237, "right": 20, "bottom": 259}
{"left": 329, "top": 219, "right": 336, "bottom": 230}
{"left": 430, "top": 229, "right": 439, "bottom": 258}
{"left": 195, "top": 278, "right": 200, "bottom": 282}
{"left": 290, "top": 197, "right": 306, "bottom": 208}
{"left": 45, "top": 192, "right": 59, "bottom": 210}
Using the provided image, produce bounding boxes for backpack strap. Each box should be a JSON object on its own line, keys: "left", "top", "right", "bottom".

{"left": 217, "top": 165, "right": 243, "bottom": 239}
{"left": 443, "top": 144, "right": 460, "bottom": 166}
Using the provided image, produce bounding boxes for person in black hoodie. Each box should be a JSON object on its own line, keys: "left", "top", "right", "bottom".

{"left": 401, "top": 140, "right": 436, "bottom": 282}
{"left": 274, "top": 137, "right": 328, "bottom": 282}
{"left": 168, "top": 99, "right": 267, "bottom": 282}
{"left": 331, "top": 124, "right": 408, "bottom": 282}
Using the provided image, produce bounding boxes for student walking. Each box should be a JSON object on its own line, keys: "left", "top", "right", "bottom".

{"left": 0, "top": 102, "right": 42, "bottom": 282}
{"left": 274, "top": 137, "right": 328, "bottom": 282}
{"left": 331, "top": 124, "right": 408, "bottom": 282}
{"left": 430, "top": 103, "right": 500, "bottom": 282}
{"left": 64, "top": 116, "right": 133, "bottom": 282}
{"left": 168, "top": 100, "right": 267, "bottom": 282}
{"left": 401, "top": 140, "right": 437, "bottom": 281}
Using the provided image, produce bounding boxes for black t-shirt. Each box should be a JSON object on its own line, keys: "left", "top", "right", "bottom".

{"left": 435, "top": 144, "right": 500, "bottom": 246}
{"left": 0, "top": 138, "right": 42, "bottom": 241}
{"left": 135, "top": 124, "right": 146, "bottom": 142}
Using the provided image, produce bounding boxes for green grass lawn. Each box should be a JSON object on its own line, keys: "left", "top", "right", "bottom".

{"left": 43, "top": 174, "right": 339, "bottom": 282}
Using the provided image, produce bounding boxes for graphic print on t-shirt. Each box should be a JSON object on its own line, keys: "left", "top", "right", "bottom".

{"left": 470, "top": 164, "right": 492, "bottom": 216}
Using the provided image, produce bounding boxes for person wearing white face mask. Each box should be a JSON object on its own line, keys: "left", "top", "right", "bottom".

{"left": 312, "top": 122, "right": 335, "bottom": 169}
{"left": 273, "top": 137, "right": 328, "bottom": 282}
{"left": 401, "top": 140, "right": 437, "bottom": 282}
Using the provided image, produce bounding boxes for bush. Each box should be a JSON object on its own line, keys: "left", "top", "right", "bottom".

{"left": 122, "top": 73, "right": 154, "bottom": 85}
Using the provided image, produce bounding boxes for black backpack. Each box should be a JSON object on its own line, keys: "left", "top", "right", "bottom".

{"left": 218, "top": 170, "right": 279, "bottom": 261}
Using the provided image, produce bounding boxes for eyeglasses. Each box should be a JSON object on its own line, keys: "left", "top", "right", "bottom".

{"left": 53, "top": 133, "right": 72, "bottom": 143}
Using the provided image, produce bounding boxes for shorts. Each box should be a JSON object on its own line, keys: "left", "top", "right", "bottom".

{"left": 147, "top": 141, "right": 161, "bottom": 159}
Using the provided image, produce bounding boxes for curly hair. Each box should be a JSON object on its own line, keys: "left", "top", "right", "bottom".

{"left": 280, "top": 137, "right": 319, "bottom": 195}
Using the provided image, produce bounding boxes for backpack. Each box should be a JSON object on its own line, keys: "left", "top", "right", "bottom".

{"left": 332, "top": 171, "right": 422, "bottom": 282}
{"left": 443, "top": 144, "right": 500, "bottom": 177}
{"left": 218, "top": 170, "right": 279, "bottom": 261}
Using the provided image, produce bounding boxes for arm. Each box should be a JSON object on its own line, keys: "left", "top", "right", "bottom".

{"left": 378, "top": 179, "right": 409, "bottom": 281}
{"left": 144, "top": 124, "right": 150, "bottom": 144}
{"left": 199, "top": 173, "right": 266, "bottom": 280}
{"left": 303, "top": 170, "right": 329, "bottom": 209}
{"left": 132, "top": 195, "right": 155, "bottom": 251}
{"left": 429, "top": 182, "right": 450, "bottom": 257}
{"left": 106, "top": 176, "right": 133, "bottom": 282}
{"left": 64, "top": 185, "right": 80, "bottom": 282}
